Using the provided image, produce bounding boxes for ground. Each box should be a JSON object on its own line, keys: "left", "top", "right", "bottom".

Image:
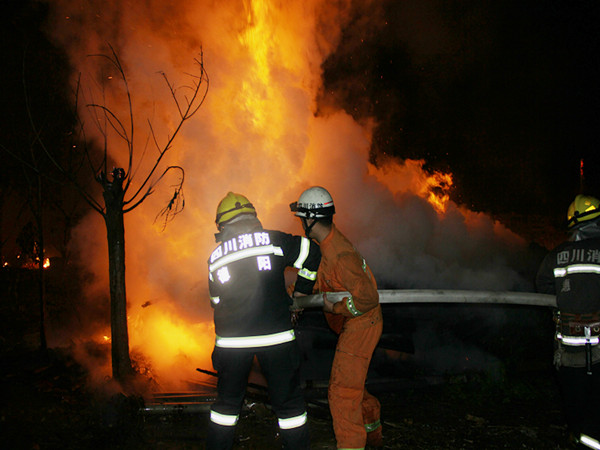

{"left": 0, "top": 267, "right": 577, "bottom": 449}
{"left": 0, "top": 347, "right": 576, "bottom": 450}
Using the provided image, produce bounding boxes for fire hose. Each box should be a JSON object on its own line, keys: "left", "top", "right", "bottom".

{"left": 292, "top": 289, "right": 557, "bottom": 309}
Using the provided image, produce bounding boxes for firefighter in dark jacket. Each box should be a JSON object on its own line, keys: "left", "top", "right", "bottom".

{"left": 536, "top": 194, "right": 600, "bottom": 450}
{"left": 206, "top": 192, "right": 321, "bottom": 450}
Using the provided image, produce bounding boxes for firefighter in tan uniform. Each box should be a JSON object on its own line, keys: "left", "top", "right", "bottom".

{"left": 536, "top": 195, "right": 600, "bottom": 449}
{"left": 291, "top": 186, "right": 383, "bottom": 449}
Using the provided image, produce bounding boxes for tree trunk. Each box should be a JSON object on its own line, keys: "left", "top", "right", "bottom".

{"left": 102, "top": 174, "right": 134, "bottom": 381}
{"left": 37, "top": 221, "right": 47, "bottom": 355}
{"left": 36, "top": 176, "right": 47, "bottom": 356}
{"left": 0, "top": 192, "right": 4, "bottom": 264}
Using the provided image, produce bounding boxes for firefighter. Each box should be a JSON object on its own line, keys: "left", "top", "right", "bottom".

{"left": 536, "top": 194, "right": 600, "bottom": 450}
{"left": 290, "top": 186, "right": 383, "bottom": 449}
{"left": 206, "top": 192, "right": 321, "bottom": 450}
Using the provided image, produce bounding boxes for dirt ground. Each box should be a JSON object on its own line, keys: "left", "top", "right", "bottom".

{"left": 0, "top": 267, "right": 577, "bottom": 449}
{"left": 0, "top": 347, "right": 576, "bottom": 450}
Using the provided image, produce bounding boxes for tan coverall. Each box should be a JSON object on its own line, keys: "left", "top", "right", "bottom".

{"left": 318, "top": 224, "right": 383, "bottom": 449}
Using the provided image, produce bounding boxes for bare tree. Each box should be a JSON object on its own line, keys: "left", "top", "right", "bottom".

{"left": 20, "top": 146, "right": 49, "bottom": 355}
{"left": 1, "top": 53, "right": 77, "bottom": 357}
{"left": 31, "top": 47, "right": 209, "bottom": 382}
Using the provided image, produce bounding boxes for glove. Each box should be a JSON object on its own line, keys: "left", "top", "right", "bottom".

{"left": 290, "top": 293, "right": 305, "bottom": 326}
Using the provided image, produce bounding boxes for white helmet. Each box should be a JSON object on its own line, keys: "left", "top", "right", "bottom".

{"left": 290, "top": 186, "right": 335, "bottom": 218}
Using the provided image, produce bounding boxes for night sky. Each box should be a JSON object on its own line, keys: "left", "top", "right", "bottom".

{"left": 318, "top": 0, "right": 600, "bottom": 220}
{"left": 2, "top": 0, "right": 600, "bottom": 223}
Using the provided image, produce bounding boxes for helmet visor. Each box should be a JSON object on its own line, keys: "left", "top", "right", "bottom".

{"left": 289, "top": 201, "right": 334, "bottom": 218}
{"left": 290, "top": 201, "right": 310, "bottom": 217}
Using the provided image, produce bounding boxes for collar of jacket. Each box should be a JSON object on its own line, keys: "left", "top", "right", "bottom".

{"left": 215, "top": 216, "right": 263, "bottom": 242}
{"left": 569, "top": 219, "right": 600, "bottom": 242}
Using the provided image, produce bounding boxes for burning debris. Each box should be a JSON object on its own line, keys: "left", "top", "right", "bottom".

{"left": 8, "top": 255, "right": 51, "bottom": 270}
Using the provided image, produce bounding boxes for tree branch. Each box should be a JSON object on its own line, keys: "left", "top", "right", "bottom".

{"left": 123, "top": 50, "right": 208, "bottom": 210}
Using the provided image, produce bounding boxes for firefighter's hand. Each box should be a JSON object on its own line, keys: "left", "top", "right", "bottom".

{"left": 290, "top": 292, "right": 305, "bottom": 326}
{"left": 322, "top": 293, "right": 334, "bottom": 313}
{"left": 290, "top": 308, "right": 303, "bottom": 326}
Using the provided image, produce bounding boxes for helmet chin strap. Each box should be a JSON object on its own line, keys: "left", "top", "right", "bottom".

{"left": 301, "top": 217, "right": 318, "bottom": 238}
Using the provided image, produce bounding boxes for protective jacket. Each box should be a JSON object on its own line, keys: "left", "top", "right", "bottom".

{"left": 318, "top": 224, "right": 379, "bottom": 317}
{"left": 536, "top": 225, "right": 600, "bottom": 315}
{"left": 318, "top": 224, "right": 383, "bottom": 449}
{"left": 209, "top": 225, "right": 321, "bottom": 345}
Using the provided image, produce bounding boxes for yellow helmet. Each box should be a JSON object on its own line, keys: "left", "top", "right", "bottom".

{"left": 215, "top": 192, "right": 256, "bottom": 229}
{"left": 567, "top": 194, "right": 600, "bottom": 229}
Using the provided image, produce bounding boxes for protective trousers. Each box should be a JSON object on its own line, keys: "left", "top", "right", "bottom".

{"left": 207, "top": 341, "right": 309, "bottom": 450}
{"left": 327, "top": 305, "right": 383, "bottom": 449}
{"left": 557, "top": 363, "right": 600, "bottom": 448}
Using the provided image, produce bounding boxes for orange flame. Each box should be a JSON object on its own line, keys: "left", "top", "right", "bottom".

{"left": 368, "top": 159, "right": 454, "bottom": 214}
{"left": 127, "top": 303, "right": 214, "bottom": 388}
{"left": 424, "top": 170, "right": 454, "bottom": 214}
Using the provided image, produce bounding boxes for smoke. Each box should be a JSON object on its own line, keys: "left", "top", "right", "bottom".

{"left": 41, "top": 0, "right": 542, "bottom": 387}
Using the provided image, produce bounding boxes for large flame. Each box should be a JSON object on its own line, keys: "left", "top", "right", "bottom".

{"left": 45, "top": 0, "right": 532, "bottom": 389}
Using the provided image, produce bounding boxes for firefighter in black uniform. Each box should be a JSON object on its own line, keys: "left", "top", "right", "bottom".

{"left": 536, "top": 194, "right": 600, "bottom": 449}
{"left": 206, "top": 192, "right": 321, "bottom": 450}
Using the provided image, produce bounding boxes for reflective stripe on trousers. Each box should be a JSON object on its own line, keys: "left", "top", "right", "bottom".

{"left": 210, "top": 409, "right": 307, "bottom": 430}
{"left": 278, "top": 412, "right": 307, "bottom": 429}
{"left": 580, "top": 433, "right": 600, "bottom": 450}
{"left": 365, "top": 419, "right": 381, "bottom": 432}
{"left": 210, "top": 409, "right": 238, "bottom": 426}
